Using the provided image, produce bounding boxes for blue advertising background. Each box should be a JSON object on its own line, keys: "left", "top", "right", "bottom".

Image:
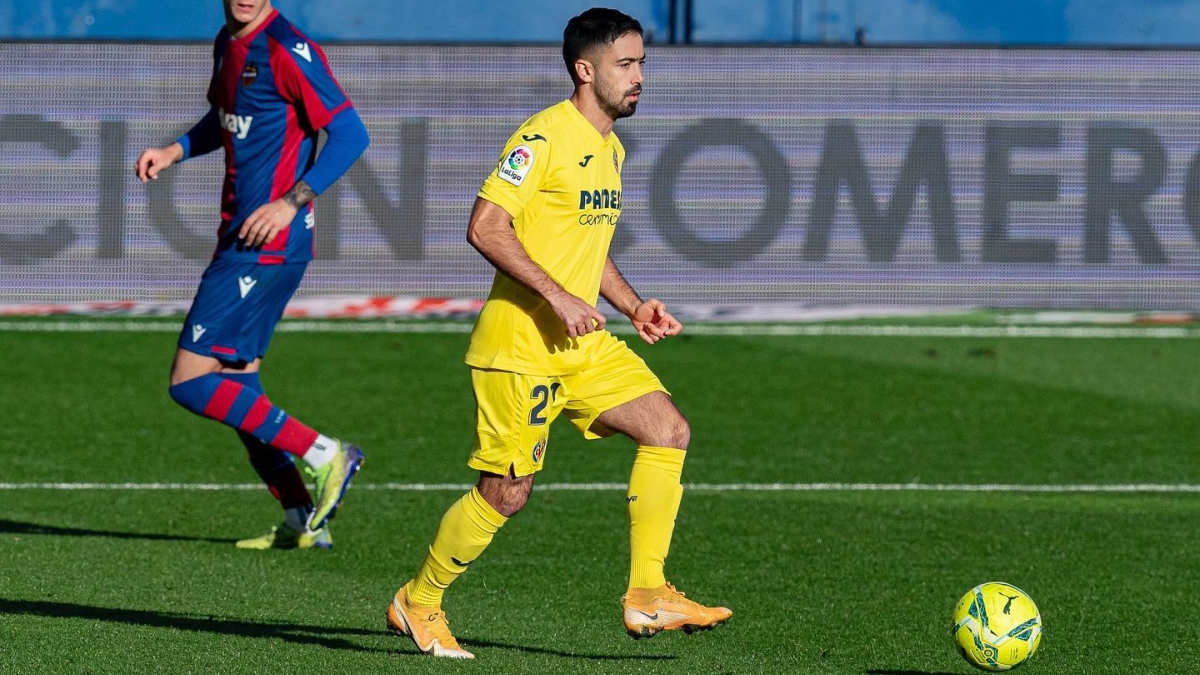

{"left": 1, "top": 43, "right": 1199, "bottom": 308}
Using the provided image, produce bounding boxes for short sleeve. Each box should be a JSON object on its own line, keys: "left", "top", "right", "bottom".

{"left": 477, "top": 129, "right": 551, "bottom": 219}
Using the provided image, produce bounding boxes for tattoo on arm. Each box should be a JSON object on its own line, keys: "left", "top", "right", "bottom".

{"left": 283, "top": 180, "right": 316, "bottom": 209}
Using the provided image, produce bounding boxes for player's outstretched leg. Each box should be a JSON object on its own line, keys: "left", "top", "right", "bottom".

{"left": 168, "top": 372, "right": 366, "bottom": 532}
{"left": 307, "top": 439, "right": 365, "bottom": 531}
{"left": 386, "top": 584, "right": 475, "bottom": 659}
{"left": 236, "top": 521, "right": 333, "bottom": 550}
{"left": 622, "top": 582, "right": 732, "bottom": 638}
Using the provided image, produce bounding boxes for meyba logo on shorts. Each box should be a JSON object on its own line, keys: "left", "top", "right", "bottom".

{"left": 238, "top": 276, "right": 257, "bottom": 299}
{"left": 531, "top": 436, "right": 547, "bottom": 463}
{"left": 498, "top": 145, "right": 535, "bottom": 186}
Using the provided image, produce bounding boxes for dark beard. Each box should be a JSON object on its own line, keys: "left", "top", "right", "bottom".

{"left": 599, "top": 91, "right": 639, "bottom": 120}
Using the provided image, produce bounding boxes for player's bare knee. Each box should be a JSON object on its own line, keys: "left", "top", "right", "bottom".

{"left": 627, "top": 413, "right": 690, "bottom": 450}
{"left": 478, "top": 473, "right": 533, "bottom": 517}
{"left": 664, "top": 416, "right": 691, "bottom": 451}
{"left": 490, "top": 484, "right": 531, "bottom": 517}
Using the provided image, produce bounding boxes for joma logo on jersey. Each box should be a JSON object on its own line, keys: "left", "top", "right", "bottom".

{"left": 578, "top": 189, "right": 621, "bottom": 210}
{"left": 218, "top": 108, "right": 253, "bottom": 140}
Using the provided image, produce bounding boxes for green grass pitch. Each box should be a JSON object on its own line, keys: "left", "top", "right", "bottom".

{"left": 2, "top": 323, "right": 1198, "bottom": 674}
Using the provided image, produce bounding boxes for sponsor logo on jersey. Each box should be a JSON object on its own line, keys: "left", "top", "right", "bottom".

{"left": 577, "top": 188, "right": 621, "bottom": 226}
{"left": 191, "top": 324, "right": 207, "bottom": 342}
{"left": 218, "top": 108, "right": 253, "bottom": 140}
{"left": 498, "top": 145, "right": 535, "bottom": 186}
{"left": 579, "top": 154, "right": 594, "bottom": 167}
{"left": 292, "top": 42, "right": 312, "bottom": 62}
{"left": 241, "top": 62, "right": 258, "bottom": 88}
{"left": 304, "top": 211, "right": 315, "bottom": 229}
{"left": 578, "top": 189, "right": 621, "bottom": 210}
{"left": 238, "top": 276, "right": 258, "bottom": 298}
{"left": 521, "top": 133, "right": 546, "bottom": 142}
{"left": 613, "top": 149, "right": 620, "bottom": 173}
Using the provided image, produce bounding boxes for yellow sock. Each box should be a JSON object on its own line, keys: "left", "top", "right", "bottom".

{"left": 406, "top": 487, "right": 507, "bottom": 608}
{"left": 627, "top": 445, "right": 686, "bottom": 590}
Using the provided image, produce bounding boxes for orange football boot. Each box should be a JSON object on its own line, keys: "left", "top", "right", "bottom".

{"left": 621, "top": 582, "right": 732, "bottom": 638}
{"left": 386, "top": 585, "right": 475, "bottom": 659}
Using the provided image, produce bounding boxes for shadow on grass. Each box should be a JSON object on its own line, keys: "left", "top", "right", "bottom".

{"left": 867, "top": 670, "right": 965, "bottom": 675}
{"left": 462, "top": 636, "right": 677, "bottom": 661}
{"left": 0, "top": 519, "right": 238, "bottom": 544}
{"left": 2, "top": 598, "right": 680, "bottom": 661}
{"left": 0, "top": 598, "right": 385, "bottom": 653}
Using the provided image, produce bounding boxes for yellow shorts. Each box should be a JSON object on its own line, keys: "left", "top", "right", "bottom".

{"left": 467, "top": 331, "right": 668, "bottom": 477}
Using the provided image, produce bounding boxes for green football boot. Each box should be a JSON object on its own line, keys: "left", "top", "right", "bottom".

{"left": 235, "top": 522, "right": 332, "bottom": 550}
{"left": 307, "top": 440, "right": 364, "bottom": 531}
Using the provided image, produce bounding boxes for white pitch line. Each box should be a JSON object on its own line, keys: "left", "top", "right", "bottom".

{"left": 2, "top": 319, "right": 1200, "bottom": 338}
{"left": 1, "top": 482, "right": 1199, "bottom": 493}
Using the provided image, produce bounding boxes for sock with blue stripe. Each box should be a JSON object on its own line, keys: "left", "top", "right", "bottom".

{"left": 221, "top": 372, "right": 314, "bottom": 518}
{"left": 169, "top": 373, "right": 332, "bottom": 469}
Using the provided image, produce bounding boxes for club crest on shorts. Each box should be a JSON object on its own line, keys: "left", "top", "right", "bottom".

{"left": 531, "top": 436, "right": 547, "bottom": 463}
{"left": 241, "top": 62, "right": 258, "bottom": 88}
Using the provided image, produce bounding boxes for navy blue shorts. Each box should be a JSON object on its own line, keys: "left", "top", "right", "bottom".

{"left": 177, "top": 258, "right": 307, "bottom": 365}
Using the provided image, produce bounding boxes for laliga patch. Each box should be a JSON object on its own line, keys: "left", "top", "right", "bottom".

{"left": 498, "top": 145, "right": 535, "bottom": 186}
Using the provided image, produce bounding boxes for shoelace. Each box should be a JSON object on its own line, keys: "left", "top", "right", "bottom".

{"left": 664, "top": 582, "right": 686, "bottom": 599}
{"left": 424, "top": 611, "right": 461, "bottom": 643}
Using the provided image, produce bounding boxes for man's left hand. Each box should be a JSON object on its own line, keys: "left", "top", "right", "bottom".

{"left": 239, "top": 199, "right": 298, "bottom": 248}
{"left": 631, "top": 299, "right": 682, "bottom": 345}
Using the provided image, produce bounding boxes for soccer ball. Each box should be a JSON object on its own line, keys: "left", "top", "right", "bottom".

{"left": 952, "top": 582, "right": 1043, "bottom": 671}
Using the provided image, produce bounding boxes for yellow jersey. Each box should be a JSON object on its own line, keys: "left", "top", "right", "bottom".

{"left": 466, "top": 100, "right": 626, "bottom": 376}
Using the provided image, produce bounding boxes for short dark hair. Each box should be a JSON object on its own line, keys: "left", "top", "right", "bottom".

{"left": 563, "top": 8, "right": 643, "bottom": 82}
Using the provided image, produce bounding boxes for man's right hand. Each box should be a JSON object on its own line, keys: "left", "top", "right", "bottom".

{"left": 550, "top": 291, "right": 607, "bottom": 338}
{"left": 135, "top": 143, "right": 184, "bottom": 183}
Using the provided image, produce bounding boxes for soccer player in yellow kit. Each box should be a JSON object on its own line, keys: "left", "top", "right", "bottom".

{"left": 384, "top": 7, "right": 731, "bottom": 659}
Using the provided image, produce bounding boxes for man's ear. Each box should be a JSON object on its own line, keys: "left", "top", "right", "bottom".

{"left": 574, "top": 59, "right": 594, "bottom": 85}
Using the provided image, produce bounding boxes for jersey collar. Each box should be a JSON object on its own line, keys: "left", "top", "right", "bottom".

{"left": 561, "top": 100, "right": 615, "bottom": 147}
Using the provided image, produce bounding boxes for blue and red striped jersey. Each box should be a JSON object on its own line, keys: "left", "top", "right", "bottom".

{"left": 205, "top": 9, "right": 352, "bottom": 264}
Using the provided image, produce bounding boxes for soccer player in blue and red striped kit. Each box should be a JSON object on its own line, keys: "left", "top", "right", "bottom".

{"left": 136, "top": 0, "right": 368, "bottom": 550}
